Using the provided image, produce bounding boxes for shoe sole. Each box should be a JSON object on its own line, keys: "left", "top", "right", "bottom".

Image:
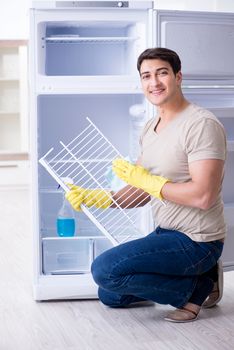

{"left": 164, "top": 315, "right": 198, "bottom": 323}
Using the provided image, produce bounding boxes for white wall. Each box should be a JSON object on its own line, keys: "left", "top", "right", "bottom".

{"left": 155, "top": 0, "right": 234, "bottom": 12}
{"left": 0, "top": 0, "right": 30, "bottom": 39}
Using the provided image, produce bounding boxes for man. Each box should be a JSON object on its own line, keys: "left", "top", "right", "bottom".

{"left": 67, "top": 48, "right": 226, "bottom": 322}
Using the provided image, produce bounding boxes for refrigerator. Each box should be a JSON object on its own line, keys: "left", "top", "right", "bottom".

{"left": 29, "top": 1, "right": 234, "bottom": 300}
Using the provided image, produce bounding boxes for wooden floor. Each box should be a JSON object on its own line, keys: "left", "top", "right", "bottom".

{"left": 1, "top": 189, "right": 234, "bottom": 350}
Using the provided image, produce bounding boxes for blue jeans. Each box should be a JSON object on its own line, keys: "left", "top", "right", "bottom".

{"left": 91, "top": 227, "right": 223, "bottom": 308}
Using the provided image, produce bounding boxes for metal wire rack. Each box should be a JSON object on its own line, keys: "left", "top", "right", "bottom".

{"left": 39, "top": 117, "right": 157, "bottom": 246}
{"left": 45, "top": 36, "right": 138, "bottom": 43}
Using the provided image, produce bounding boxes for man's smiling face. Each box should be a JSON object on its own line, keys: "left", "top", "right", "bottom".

{"left": 140, "top": 59, "right": 182, "bottom": 107}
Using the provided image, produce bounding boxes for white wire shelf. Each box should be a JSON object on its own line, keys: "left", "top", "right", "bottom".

{"left": 47, "top": 158, "right": 112, "bottom": 164}
{"left": 39, "top": 117, "right": 159, "bottom": 246}
{"left": 45, "top": 36, "right": 138, "bottom": 43}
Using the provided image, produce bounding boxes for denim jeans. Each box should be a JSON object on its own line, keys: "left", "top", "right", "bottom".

{"left": 91, "top": 227, "right": 224, "bottom": 308}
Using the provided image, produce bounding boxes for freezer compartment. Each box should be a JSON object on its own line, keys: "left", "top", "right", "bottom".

{"left": 38, "top": 21, "right": 145, "bottom": 76}
{"left": 37, "top": 94, "right": 146, "bottom": 188}
{"left": 42, "top": 237, "right": 93, "bottom": 275}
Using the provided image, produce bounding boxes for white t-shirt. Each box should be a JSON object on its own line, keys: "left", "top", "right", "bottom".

{"left": 140, "top": 103, "right": 226, "bottom": 242}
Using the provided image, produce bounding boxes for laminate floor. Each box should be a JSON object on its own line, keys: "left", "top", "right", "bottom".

{"left": 0, "top": 189, "right": 234, "bottom": 350}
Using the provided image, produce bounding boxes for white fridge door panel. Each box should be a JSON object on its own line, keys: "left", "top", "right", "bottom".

{"left": 154, "top": 10, "right": 234, "bottom": 85}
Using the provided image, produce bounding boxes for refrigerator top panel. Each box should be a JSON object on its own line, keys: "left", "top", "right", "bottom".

{"left": 31, "top": 1, "right": 153, "bottom": 9}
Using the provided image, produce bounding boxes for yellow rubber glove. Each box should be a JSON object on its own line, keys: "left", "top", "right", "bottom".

{"left": 65, "top": 185, "right": 112, "bottom": 211}
{"left": 112, "top": 158, "right": 169, "bottom": 200}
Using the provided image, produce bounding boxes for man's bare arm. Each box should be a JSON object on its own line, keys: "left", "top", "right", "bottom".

{"left": 161, "top": 159, "right": 224, "bottom": 209}
{"left": 111, "top": 185, "right": 150, "bottom": 208}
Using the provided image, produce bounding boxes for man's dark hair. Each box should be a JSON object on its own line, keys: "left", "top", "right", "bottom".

{"left": 137, "top": 47, "right": 181, "bottom": 76}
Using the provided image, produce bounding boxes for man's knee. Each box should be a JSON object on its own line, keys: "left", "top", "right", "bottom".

{"left": 91, "top": 252, "right": 110, "bottom": 288}
{"left": 97, "top": 287, "right": 122, "bottom": 307}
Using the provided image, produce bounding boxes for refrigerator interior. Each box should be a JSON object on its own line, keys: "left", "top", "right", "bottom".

{"left": 37, "top": 93, "right": 150, "bottom": 275}
{"left": 38, "top": 20, "right": 145, "bottom": 76}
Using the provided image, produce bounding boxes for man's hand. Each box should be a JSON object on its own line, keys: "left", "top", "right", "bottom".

{"left": 66, "top": 184, "right": 112, "bottom": 211}
{"left": 112, "top": 158, "right": 169, "bottom": 200}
